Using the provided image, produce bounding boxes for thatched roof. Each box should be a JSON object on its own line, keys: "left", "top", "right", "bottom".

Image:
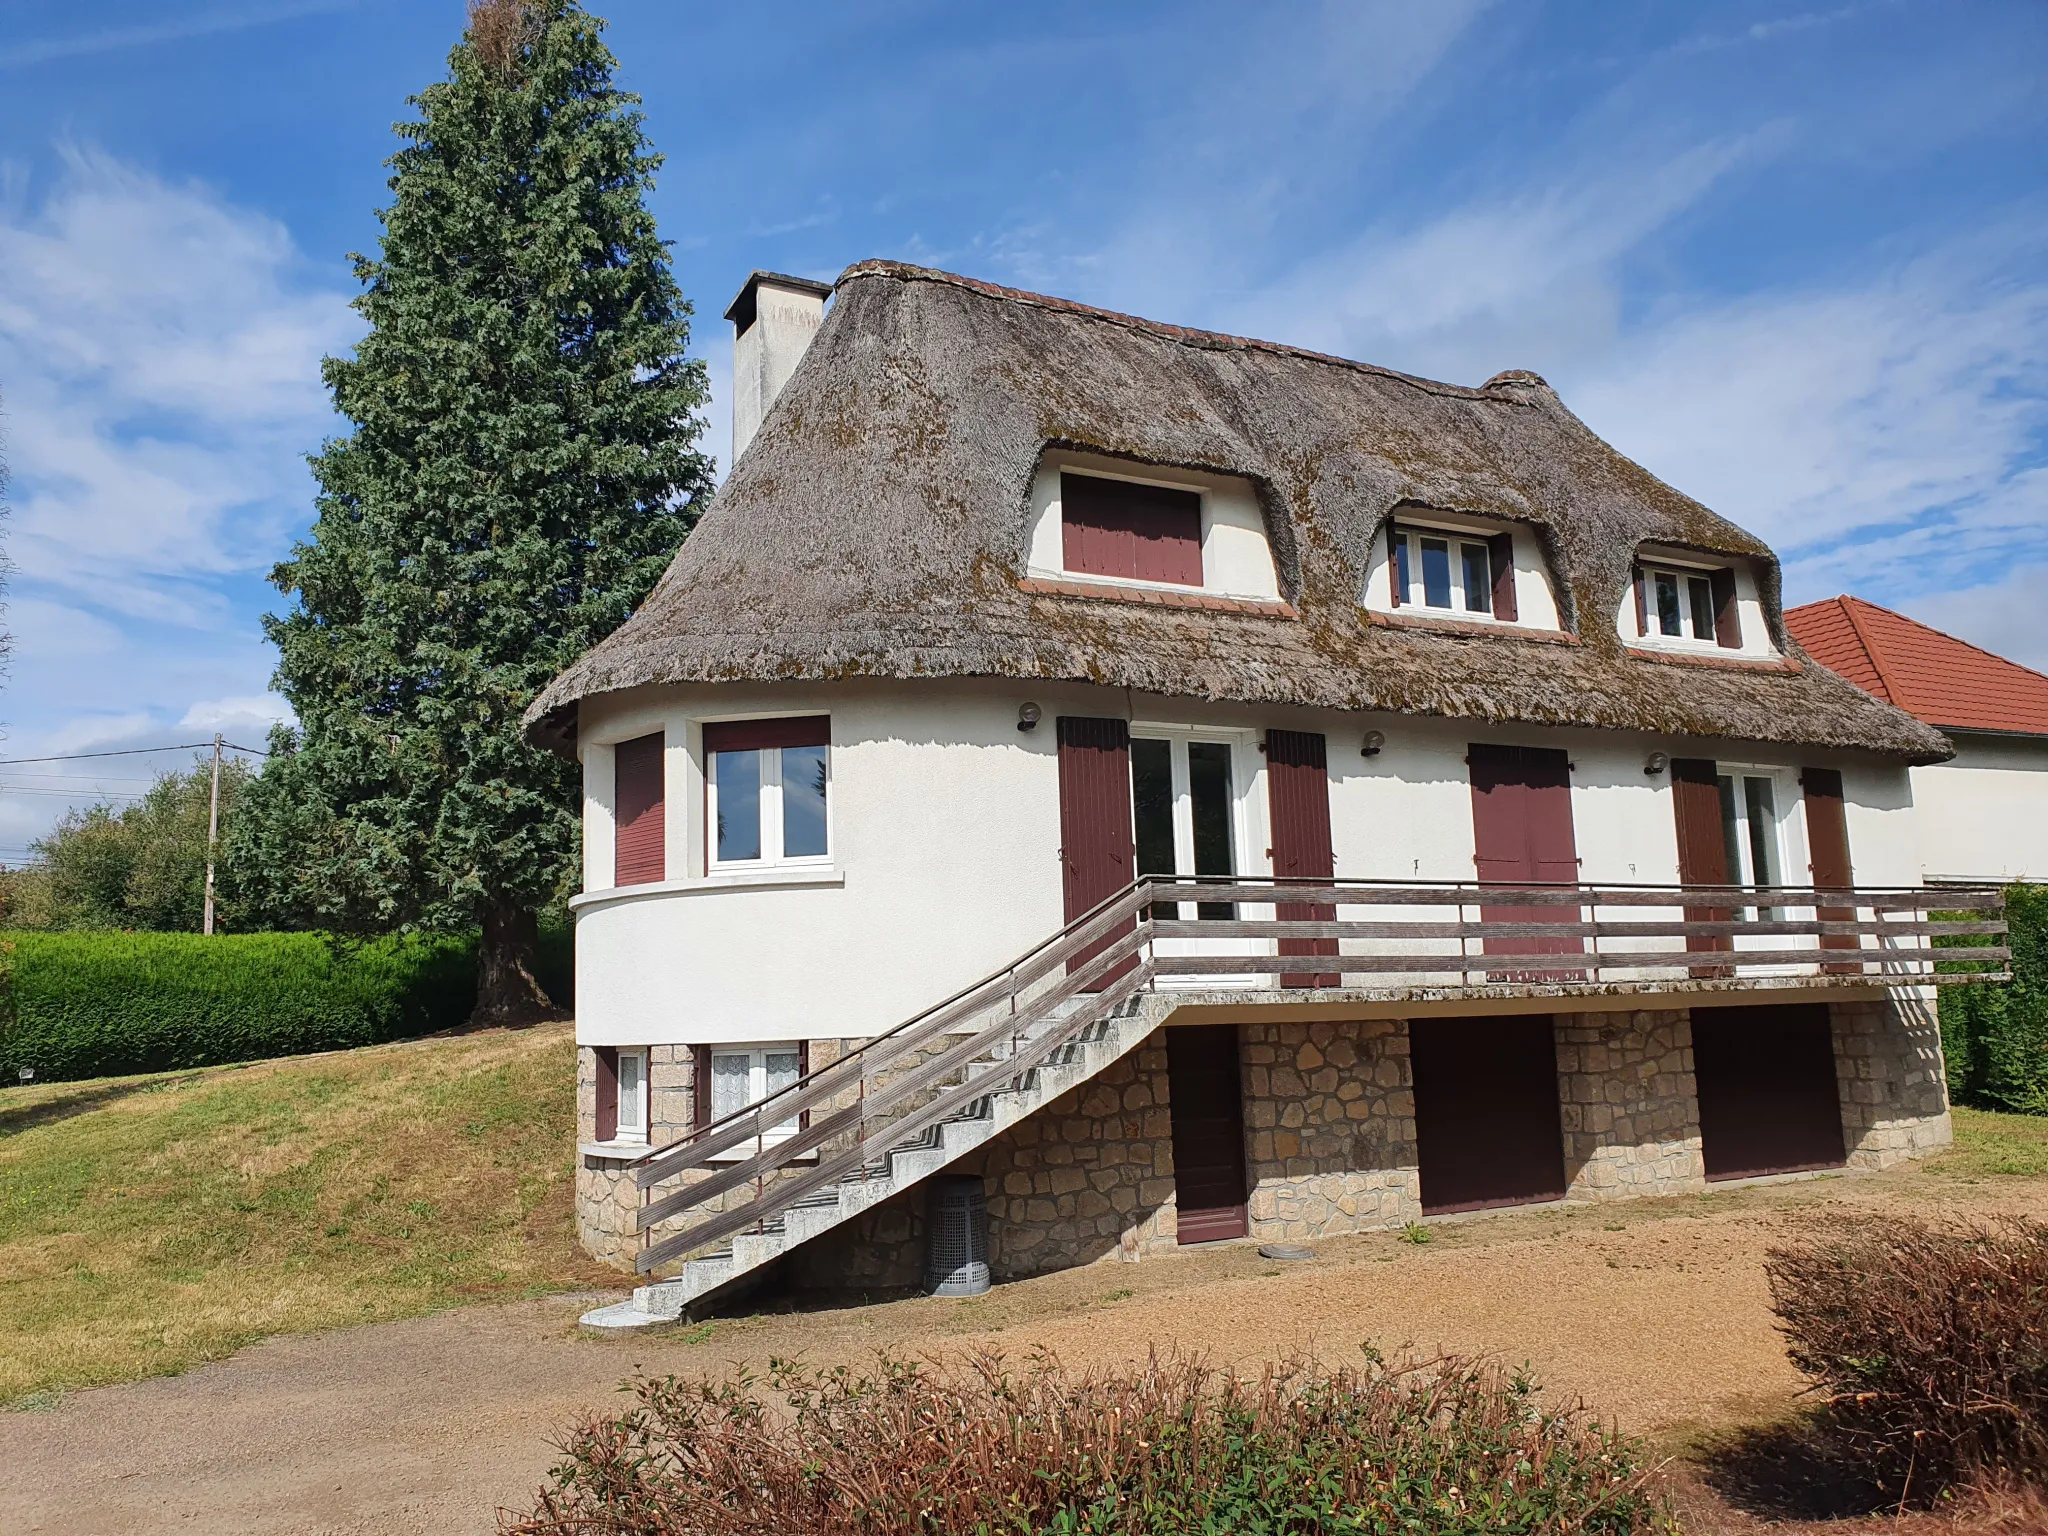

{"left": 528, "top": 261, "right": 1949, "bottom": 763}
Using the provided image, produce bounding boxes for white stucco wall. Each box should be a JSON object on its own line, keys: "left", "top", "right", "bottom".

{"left": 1023, "top": 449, "right": 1281, "bottom": 600}
{"left": 574, "top": 675, "right": 1923, "bottom": 1048}
{"left": 1911, "top": 732, "right": 2048, "bottom": 883}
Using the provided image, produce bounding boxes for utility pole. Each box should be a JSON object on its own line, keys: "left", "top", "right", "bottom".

{"left": 203, "top": 733, "right": 222, "bottom": 936}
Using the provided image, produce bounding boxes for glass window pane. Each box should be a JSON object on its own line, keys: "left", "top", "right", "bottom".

{"left": 781, "top": 744, "right": 829, "bottom": 858}
{"left": 1461, "top": 543, "right": 1492, "bottom": 614}
{"left": 1131, "top": 738, "right": 1176, "bottom": 919}
{"left": 1420, "top": 538, "right": 1453, "bottom": 609}
{"left": 713, "top": 749, "right": 761, "bottom": 862}
{"left": 1656, "top": 572, "right": 1683, "bottom": 636}
{"left": 764, "top": 1050, "right": 801, "bottom": 1135}
{"left": 617, "top": 1052, "right": 644, "bottom": 1132}
{"left": 1688, "top": 576, "right": 1717, "bottom": 642}
{"left": 1393, "top": 534, "right": 1410, "bottom": 602}
{"left": 1716, "top": 774, "right": 1746, "bottom": 885}
{"left": 711, "top": 1052, "right": 751, "bottom": 1120}
{"left": 1744, "top": 777, "right": 1780, "bottom": 886}
{"left": 1187, "top": 742, "right": 1236, "bottom": 921}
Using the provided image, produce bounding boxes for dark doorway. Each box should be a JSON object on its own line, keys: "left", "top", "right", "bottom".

{"left": 1693, "top": 1005, "right": 1845, "bottom": 1180}
{"left": 1167, "top": 1025, "right": 1249, "bottom": 1243}
{"left": 1412, "top": 1015, "right": 1568, "bottom": 1215}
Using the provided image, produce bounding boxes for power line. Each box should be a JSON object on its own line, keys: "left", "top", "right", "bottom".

{"left": 0, "top": 740, "right": 270, "bottom": 768}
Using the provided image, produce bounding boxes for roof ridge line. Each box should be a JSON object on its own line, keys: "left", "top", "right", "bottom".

{"left": 835, "top": 259, "right": 1535, "bottom": 407}
{"left": 1835, "top": 596, "right": 1900, "bottom": 705}
{"left": 1842, "top": 593, "right": 2048, "bottom": 689}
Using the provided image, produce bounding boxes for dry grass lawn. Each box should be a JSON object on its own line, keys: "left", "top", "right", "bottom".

{"left": 0, "top": 1021, "right": 612, "bottom": 1405}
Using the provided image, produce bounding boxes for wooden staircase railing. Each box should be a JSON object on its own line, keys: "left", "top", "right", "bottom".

{"left": 628, "top": 877, "right": 2006, "bottom": 1276}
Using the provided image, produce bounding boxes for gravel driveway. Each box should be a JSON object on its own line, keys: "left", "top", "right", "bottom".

{"left": 6, "top": 1166, "right": 2039, "bottom": 1535}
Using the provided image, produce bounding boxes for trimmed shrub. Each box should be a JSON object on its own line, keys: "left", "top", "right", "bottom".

{"left": 1767, "top": 1216, "right": 2048, "bottom": 1495}
{"left": 1941, "top": 884, "right": 2048, "bottom": 1114}
{"left": 506, "top": 1349, "right": 1665, "bottom": 1536}
{"left": 0, "top": 930, "right": 481, "bottom": 1083}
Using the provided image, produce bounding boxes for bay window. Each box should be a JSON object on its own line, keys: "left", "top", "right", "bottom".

{"left": 703, "top": 716, "right": 831, "bottom": 869}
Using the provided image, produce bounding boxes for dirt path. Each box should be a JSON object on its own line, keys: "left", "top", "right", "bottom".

{"left": 6, "top": 1167, "right": 2042, "bottom": 1535}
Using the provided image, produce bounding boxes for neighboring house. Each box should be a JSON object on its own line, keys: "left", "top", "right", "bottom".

{"left": 1786, "top": 596, "right": 2048, "bottom": 885}
{"left": 526, "top": 263, "right": 2005, "bottom": 1330}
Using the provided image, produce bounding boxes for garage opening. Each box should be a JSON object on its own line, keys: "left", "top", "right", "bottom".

{"left": 1411, "top": 1016, "right": 1567, "bottom": 1215}
{"left": 1692, "top": 1004, "right": 1845, "bottom": 1180}
{"left": 1167, "top": 1025, "right": 1249, "bottom": 1243}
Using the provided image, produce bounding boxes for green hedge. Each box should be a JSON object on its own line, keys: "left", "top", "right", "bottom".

{"left": 0, "top": 925, "right": 575, "bottom": 1084}
{"left": 1942, "top": 883, "right": 2048, "bottom": 1113}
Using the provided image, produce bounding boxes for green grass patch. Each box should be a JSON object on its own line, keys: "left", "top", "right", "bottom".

{"left": 1936, "top": 1105, "right": 2048, "bottom": 1180}
{"left": 0, "top": 1022, "right": 608, "bottom": 1406}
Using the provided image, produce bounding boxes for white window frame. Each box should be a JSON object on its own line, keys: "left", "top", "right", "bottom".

{"left": 1129, "top": 725, "right": 1272, "bottom": 987}
{"left": 1392, "top": 525, "right": 1501, "bottom": 620}
{"left": 612, "top": 1047, "right": 649, "bottom": 1144}
{"left": 1711, "top": 765, "right": 1810, "bottom": 942}
{"left": 706, "top": 1042, "right": 807, "bottom": 1162}
{"left": 1636, "top": 559, "right": 1728, "bottom": 647}
{"left": 705, "top": 739, "right": 833, "bottom": 872}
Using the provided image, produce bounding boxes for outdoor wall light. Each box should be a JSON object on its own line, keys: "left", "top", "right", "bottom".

{"left": 1017, "top": 702, "right": 1042, "bottom": 732}
{"left": 1644, "top": 751, "right": 1668, "bottom": 776}
{"left": 1361, "top": 730, "right": 1385, "bottom": 757}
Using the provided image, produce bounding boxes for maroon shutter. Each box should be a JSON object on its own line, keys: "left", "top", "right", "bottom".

{"left": 613, "top": 734, "right": 665, "bottom": 886}
{"left": 594, "top": 1046, "right": 620, "bottom": 1142}
{"left": 1468, "top": 744, "right": 1582, "bottom": 977}
{"left": 1266, "top": 729, "right": 1339, "bottom": 988}
{"left": 1632, "top": 565, "right": 1649, "bottom": 636}
{"left": 701, "top": 715, "right": 830, "bottom": 752}
{"left": 1710, "top": 568, "right": 1743, "bottom": 649}
{"left": 1487, "top": 532, "right": 1518, "bottom": 621}
{"left": 1061, "top": 474, "right": 1201, "bottom": 588}
{"left": 1671, "top": 758, "right": 1732, "bottom": 973}
{"left": 691, "top": 1043, "right": 712, "bottom": 1129}
{"left": 1057, "top": 716, "right": 1136, "bottom": 987}
{"left": 1387, "top": 521, "right": 1402, "bottom": 607}
{"left": 1802, "top": 768, "right": 1859, "bottom": 971}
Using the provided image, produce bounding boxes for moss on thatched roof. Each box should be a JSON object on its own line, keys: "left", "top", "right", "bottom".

{"left": 528, "top": 261, "right": 1948, "bottom": 762}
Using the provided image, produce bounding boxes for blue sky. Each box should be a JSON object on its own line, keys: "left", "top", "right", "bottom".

{"left": 0, "top": 0, "right": 2043, "bottom": 857}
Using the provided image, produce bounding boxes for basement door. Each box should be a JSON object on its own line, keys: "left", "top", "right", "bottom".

{"left": 1692, "top": 1004, "right": 1845, "bottom": 1180}
{"left": 1411, "top": 1016, "right": 1568, "bottom": 1215}
{"left": 1167, "top": 1024, "right": 1249, "bottom": 1243}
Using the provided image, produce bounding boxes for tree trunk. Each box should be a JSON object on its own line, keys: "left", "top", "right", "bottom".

{"left": 473, "top": 898, "right": 559, "bottom": 1027}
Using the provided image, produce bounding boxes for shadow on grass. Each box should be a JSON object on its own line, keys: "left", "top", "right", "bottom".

{"left": 0, "top": 1076, "right": 196, "bottom": 1139}
{"left": 1697, "top": 1415, "right": 1909, "bottom": 1522}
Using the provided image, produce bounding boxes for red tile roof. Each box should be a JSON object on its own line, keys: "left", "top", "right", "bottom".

{"left": 1785, "top": 596, "right": 2048, "bottom": 737}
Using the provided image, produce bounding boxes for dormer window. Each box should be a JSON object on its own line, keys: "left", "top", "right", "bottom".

{"left": 1630, "top": 555, "right": 1744, "bottom": 650}
{"left": 1363, "top": 512, "right": 1556, "bottom": 629}
{"left": 1391, "top": 524, "right": 1516, "bottom": 619}
{"left": 1023, "top": 452, "right": 1282, "bottom": 603}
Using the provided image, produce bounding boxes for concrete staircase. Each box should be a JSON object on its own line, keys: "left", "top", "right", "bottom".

{"left": 580, "top": 988, "right": 1172, "bottom": 1332}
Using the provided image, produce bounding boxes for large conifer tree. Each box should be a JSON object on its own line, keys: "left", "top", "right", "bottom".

{"left": 241, "top": 0, "right": 710, "bottom": 1021}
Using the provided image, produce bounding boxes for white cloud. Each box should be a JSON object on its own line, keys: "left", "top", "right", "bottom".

{"left": 0, "top": 148, "right": 351, "bottom": 842}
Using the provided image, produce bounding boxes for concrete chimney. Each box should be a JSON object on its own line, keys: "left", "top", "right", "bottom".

{"left": 726, "top": 271, "right": 833, "bottom": 464}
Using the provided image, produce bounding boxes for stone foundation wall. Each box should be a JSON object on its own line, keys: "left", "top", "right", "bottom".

{"left": 1832, "top": 994, "right": 1952, "bottom": 1169}
{"left": 1240, "top": 1019, "right": 1421, "bottom": 1238}
{"left": 582, "top": 995, "right": 1955, "bottom": 1286}
{"left": 1553, "top": 1010, "right": 1704, "bottom": 1201}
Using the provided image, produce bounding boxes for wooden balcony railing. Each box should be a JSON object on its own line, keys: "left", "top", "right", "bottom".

{"left": 624, "top": 878, "right": 2006, "bottom": 1274}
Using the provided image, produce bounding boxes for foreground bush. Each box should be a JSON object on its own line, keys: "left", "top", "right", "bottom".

{"left": 505, "top": 1349, "right": 1664, "bottom": 1535}
{"left": 1767, "top": 1216, "right": 2048, "bottom": 1495}
{"left": 0, "top": 930, "right": 478, "bottom": 1082}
